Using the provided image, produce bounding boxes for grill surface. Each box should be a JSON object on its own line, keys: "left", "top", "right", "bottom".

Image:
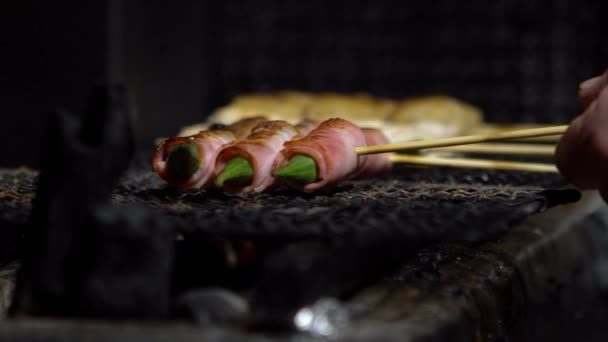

{"left": 1, "top": 158, "right": 577, "bottom": 243}
{"left": 0, "top": 158, "right": 597, "bottom": 341}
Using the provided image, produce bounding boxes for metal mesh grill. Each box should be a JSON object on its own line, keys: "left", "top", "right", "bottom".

{"left": 116, "top": 164, "right": 576, "bottom": 240}
{"left": 0, "top": 161, "right": 578, "bottom": 243}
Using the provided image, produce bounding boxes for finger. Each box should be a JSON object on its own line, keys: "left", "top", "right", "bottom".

{"left": 555, "top": 114, "right": 597, "bottom": 189}
{"left": 579, "top": 69, "right": 608, "bottom": 109}
{"left": 558, "top": 86, "right": 608, "bottom": 190}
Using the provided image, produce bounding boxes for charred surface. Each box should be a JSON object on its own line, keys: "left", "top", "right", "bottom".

{"left": 1, "top": 160, "right": 577, "bottom": 241}
{"left": 0, "top": 144, "right": 588, "bottom": 341}
{"left": 8, "top": 86, "right": 176, "bottom": 321}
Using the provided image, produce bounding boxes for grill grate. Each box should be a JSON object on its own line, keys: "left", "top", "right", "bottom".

{"left": 1, "top": 159, "right": 578, "bottom": 243}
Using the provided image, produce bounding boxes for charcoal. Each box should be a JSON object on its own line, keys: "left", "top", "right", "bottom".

{"left": 11, "top": 107, "right": 108, "bottom": 315}
{"left": 10, "top": 85, "right": 147, "bottom": 318}
{"left": 73, "top": 203, "right": 174, "bottom": 320}
{"left": 0, "top": 222, "right": 22, "bottom": 267}
{"left": 0, "top": 262, "right": 17, "bottom": 319}
{"left": 171, "top": 234, "right": 238, "bottom": 294}
{"left": 244, "top": 183, "right": 579, "bottom": 329}
{"left": 172, "top": 288, "right": 249, "bottom": 326}
{"left": 172, "top": 235, "right": 279, "bottom": 297}
{"left": 292, "top": 297, "right": 350, "bottom": 338}
{"left": 249, "top": 236, "right": 427, "bottom": 328}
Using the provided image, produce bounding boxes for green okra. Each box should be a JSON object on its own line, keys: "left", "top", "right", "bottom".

{"left": 215, "top": 157, "right": 254, "bottom": 187}
{"left": 166, "top": 143, "right": 201, "bottom": 181}
{"left": 272, "top": 155, "right": 317, "bottom": 183}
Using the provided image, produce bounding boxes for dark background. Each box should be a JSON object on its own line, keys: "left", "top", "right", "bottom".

{"left": 3, "top": 0, "right": 607, "bottom": 167}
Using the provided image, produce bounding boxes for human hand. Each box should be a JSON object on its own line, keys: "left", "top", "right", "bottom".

{"left": 555, "top": 68, "right": 608, "bottom": 200}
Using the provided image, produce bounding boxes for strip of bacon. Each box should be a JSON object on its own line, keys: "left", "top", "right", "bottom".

{"left": 294, "top": 119, "right": 319, "bottom": 137}
{"left": 152, "top": 116, "right": 266, "bottom": 189}
{"left": 152, "top": 131, "right": 234, "bottom": 188}
{"left": 215, "top": 120, "right": 299, "bottom": 193}
{"left": 350, "top": 128, "right": 391, "bottom": 179}
{"left": 273, "top": 118, "right": 367, "bottom": 192}
{"left": 216, "top": 116, "right": 268, "bottom": 139}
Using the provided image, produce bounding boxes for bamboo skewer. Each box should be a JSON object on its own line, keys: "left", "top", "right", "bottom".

{"left": 511, "top": 136, "right": 561, "bottom": 143}
{"left": 356, "top": 125, "right": 567, "bottom": 155}
{"left": 474, "top": 124, "right": 562, "bottom": 143}
{"left": 158, "top": 121, "right": 565, "bottom": 186}
{"left": 389, "top": 154, "right": 558, "bottom": 173}
{"left": 425, "top": 143, "right": 555, "bottom": 156}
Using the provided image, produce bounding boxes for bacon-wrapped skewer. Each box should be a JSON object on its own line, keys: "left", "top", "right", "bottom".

{"left": 214, "top": 120, "right": 300, "bottom": 193}
{"left": 272, "top": 122, "right": 562, "bottom": 191}
{"left": 152, "top": 116, "right": 266, "bottom": 189}
{"left": 272, "top": 118, "right": 367, "bottom": 192}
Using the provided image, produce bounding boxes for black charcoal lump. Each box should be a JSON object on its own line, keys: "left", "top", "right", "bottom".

{"left": 9, "top": 85, "right": 176, "bottom": 320}
{"left": 74, "top": 203, "right": 175, "bottom": 319}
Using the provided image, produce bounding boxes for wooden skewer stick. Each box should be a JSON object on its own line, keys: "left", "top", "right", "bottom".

{"left": 425, "top": 143, "right": 555, "bottom": 156}
{"left": 356, "top": 125, "right": 568, "bottom": 155}
{"left": 474, "top": 125, "right": 562, "bottom": 143}
{"left": 389, "top": 154, "right": 558, "bottom": 173}
{"left": 511, "top": 136, "right": 561, "bottom": 143}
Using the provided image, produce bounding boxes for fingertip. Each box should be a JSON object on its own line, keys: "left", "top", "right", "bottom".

{"left": 579, "top": 69, "right": 608, "bottom": 108}
{"left": 555, "top": 115, "right": 583, "bottom": 165}
{"left": 554, "top": 115, "right": 596, "bottom": 189}
{"left": 579, "top": 76, "right": 602, "bottom": 92}
{"left": 579, "top": 76, "right": 602, "bottom": 108}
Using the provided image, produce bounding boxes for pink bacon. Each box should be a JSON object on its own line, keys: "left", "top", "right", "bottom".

{"left": 152, "top": 116, "right": 267, "bottom": 189}
{"left": 273, "top": 118, "right": 367, "bottom": 192}
{"left": 215, "top": 120, "right": 299, "bottom": 193}
{"left": 350, "top": 128, "right": 391, "bottom": 179}
{"left": 152, "top": 131, "right": 235, "bottom": 189}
